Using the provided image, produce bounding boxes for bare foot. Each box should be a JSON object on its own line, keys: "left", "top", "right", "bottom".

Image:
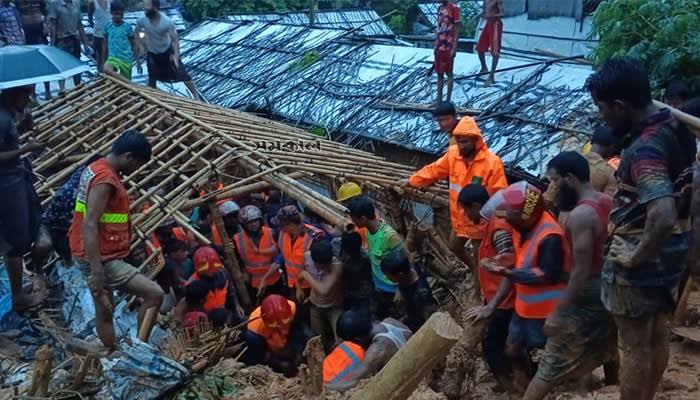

{"left": 484, "top": 77, "right": 494, "bottom": 87}
{"left": 13, "top": 290, "right": 48, "bottom": 313}
{"left": 44, "top": 92, "right": 52, "bottom": 101}
{"left": 477, "top": 68, "right": 488, "bottom": 77}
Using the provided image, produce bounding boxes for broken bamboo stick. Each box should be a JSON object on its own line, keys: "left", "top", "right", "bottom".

{"left": 28, "top": 345, "right": 53, "bottom": 397}
{"left": 351, "top": 312, "right": 463, "bottom": 400}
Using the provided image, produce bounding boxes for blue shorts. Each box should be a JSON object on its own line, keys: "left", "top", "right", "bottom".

{"left": 506, "top": 314, "right": 546, "bottom": 352}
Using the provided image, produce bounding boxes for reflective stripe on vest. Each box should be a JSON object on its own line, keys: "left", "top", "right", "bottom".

{"left": 449, "top": 181, "right": 462, "bottom": 193}
{"left": 323, "top": 342, "right": 366, "bottom": 384}
{"left": 74, "top": 200, "right": 129, "bottom": 223}
{"left": 513, "top": 214, "right": 570, "bottom": 319}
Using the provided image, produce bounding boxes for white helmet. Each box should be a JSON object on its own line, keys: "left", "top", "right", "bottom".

{"left": 240, "top": 205, "right": 263, "bottom": 224}
{"left": 219, "top": 201, "right": 240, "bottom": 217}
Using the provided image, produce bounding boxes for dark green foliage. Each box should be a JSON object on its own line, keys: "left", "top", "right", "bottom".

{"left": 590, "top": 0, "right": 700, "bottom": 92}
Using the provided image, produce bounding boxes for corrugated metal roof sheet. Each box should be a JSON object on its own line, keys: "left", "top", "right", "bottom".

{"left": 178, "top": 19, "right": 595, "bottom": 178}
{"left": 227, "top": 9, "right": 394, "bottom": 37}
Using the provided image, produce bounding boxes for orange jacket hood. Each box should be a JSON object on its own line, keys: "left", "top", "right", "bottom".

{"left": 452, "top": 117, "right": 485, "bottom": 152}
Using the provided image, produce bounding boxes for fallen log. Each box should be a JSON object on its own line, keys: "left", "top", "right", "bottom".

{"left": 300, "top": 336, "right": 324, "bottom": 396}
{"left": 351, "top": 312, "right": 463, "bottom": 400}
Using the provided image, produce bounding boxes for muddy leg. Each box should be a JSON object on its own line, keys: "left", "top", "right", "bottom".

{"left": 523, "top": 377, "right": 554, "bottom": 400}
{"left": 614, "top": 314, "right": 654, "bottom": 400}
{"left": 647, "top": 312, "right": 670, "bottom": 398}
{"left": 449, "top": 233, "right": 480, "bottom": 301}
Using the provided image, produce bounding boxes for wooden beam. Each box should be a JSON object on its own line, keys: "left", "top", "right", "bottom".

{"left": 351, "top": 312, "right": 463, "bottom": 400}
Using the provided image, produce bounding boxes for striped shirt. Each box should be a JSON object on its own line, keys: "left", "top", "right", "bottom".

{"left": 0, "top": 4, "right": 24, "bottom": 45}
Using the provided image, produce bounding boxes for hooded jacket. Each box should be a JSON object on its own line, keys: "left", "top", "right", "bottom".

{"left": 409, "top": 118, "right": 507, "bottom": 239}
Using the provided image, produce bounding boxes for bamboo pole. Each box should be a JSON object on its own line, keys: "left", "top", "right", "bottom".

{"left": 28, "top": 345, "right": 53, "bottom": 397}
{"left": 137, "top": 307, "right": 159, "bottom": 342}
{"left": 208, "top": 200, "right": 252, "bottom": 310}
{"left": 179, "top": 171, "right": 310, "bottom": 211}
{"left": 351, "top": 312, "right": 463, "bottom": 400}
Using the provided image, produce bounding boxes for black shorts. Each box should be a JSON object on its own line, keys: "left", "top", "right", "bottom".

{"left": 0, "top": 174, "right": 41, "bottom": 257}
{"left": 56, "top": 35, "right": 81, "bottom": 58}
{"left": 146, "top": 47, "right": 192, "bottom": 84}
{"left": 24, "top": 22, "right": 47, "bottom": 45}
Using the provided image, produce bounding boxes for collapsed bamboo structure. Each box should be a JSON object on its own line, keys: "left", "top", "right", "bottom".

{"left": 25, "top": 76, "right": 456, "bottom": 289}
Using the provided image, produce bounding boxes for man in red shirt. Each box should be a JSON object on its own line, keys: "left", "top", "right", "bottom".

{"left": 434, "top": 0, "right": 461, "bottom": 103}
{"left": 477, "top": 0, "right": 503, "bottom": 86}
{"left": 69, "top": 130, "right": 164, "bottom": 350}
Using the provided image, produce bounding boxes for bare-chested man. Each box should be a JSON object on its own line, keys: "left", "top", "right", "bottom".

{"left": 324, "top": 309, "right": 412, "bottom": 392}
{"left": 523, "top": 151, "right": 618, "bottom": 399}
{"left": 477, "top": 0, "right": 503, "bottom": 86}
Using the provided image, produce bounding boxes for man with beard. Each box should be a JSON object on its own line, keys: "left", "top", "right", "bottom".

{"left": 586, "top": 58, "right": 694, "bottom": 400}
{"left": 400, "top": 117, "right": 507, "bottom": 302}
{"left": 522, "top": 151, "right": 618, "bottom": 400}
{"left": 135, "top": 0, "right": 200, "bottom": 100}
{"left": 485, "top": 182, "right": 570, "bottom": 390}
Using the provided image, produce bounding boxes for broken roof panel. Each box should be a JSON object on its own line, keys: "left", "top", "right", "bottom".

{"left": 226, "top": 9, "right": 394, "bottom": 37}
{"left": 178, "top": 19, "right": 594, "bottom": 178}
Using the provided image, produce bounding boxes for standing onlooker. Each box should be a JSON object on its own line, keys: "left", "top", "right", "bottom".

{"left": 587, "top": 58, "right": 695, "bottom": 400}
{"left": 434, "top": 0, "right": 460, "bottom": 103}
{"left": 88, "top": 0, "right": 109, "bottom": 72}
{"left": 102, "top": 1, "right": 136, "bottom": 81}
{"left": 0, "top": 1, "right": 25, "bottom": 45}
{"left": 477, "top": 0, "right": 503, "bottom": 86}
{"left": 663, "top": 80, "right": 690, "bottom": 109}
{"left": 0, "top": 86, "right": 46, "bottom": 312}
{"left": 135, "top": 0, "right": 200, "bottom": 100}
{"left": 48, "top": 0, "right": 84, "bottom": 92}
{"left": 434, "top": 101, "right": 459, "bottom": 146}
{"left": 16, "top": 0, "right": 51, "bottom": 99}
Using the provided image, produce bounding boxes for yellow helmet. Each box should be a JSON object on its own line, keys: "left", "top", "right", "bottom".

{"left": 336, "top": 182, "right": 362, "bottom": 203}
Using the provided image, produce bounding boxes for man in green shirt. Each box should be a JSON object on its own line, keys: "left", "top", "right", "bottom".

{"left": 347, "top": 196, "right": 403, "bottom": 319}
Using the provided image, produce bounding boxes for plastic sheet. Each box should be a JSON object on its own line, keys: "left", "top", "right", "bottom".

{"left": 99, "top": 338, "right": 188, "bottom": 400}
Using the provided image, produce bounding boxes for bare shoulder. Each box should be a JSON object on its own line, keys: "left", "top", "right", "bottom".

{"left": 567, "top": 202, "right": 598, "bottom": 229}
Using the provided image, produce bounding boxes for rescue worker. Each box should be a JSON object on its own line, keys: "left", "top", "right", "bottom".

{"left": 336, "top": 181, "right": 379, "bottom": 249}
{"left": 211, "top": 201, "right": 240, "bottom": 246}
{"left": 485, "top": 182, "right": 571, "bottom": 390}
{"left": 346, "top": 196, "right": 404, "bottom": 320}
{"left": 323, "top": 309, "right": 369, "bottom": 386}
{"left": 325, "top": 309, "right": 412, "bottom": 392}
{"left": 174, "top": 246, "right": 243, "bottom": 318}
{"left": 400, "top": 116, "right": 507, "bottom": 301}
{"left": 243, "top": 294, "right": 311, "bottom": 377}
{"left": 524, "top": 151, "right": 618, "bottom": 400}
{"left": 234, "top": 205, "right": 284, "bottom": 299}
{"left": 273, "top": 205, "right": 324, "bottom": 293}
{"left": 68, "top": 130, "right": 164, "bottom": 349}
{"left": 459, "top": 184, "right": 515, "bottom": 385}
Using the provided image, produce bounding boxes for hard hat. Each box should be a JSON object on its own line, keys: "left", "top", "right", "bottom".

{"left": 495, "top": 181, "right": 544, "bottom": 227}
{"left": 218, "top": 201, "right": 240, "bottom": 217}
{"left": 261, "top": 294, "right": 294, "bottom": 328}
{"left": 240, "top": 205, "right": 263, "bottom": 224}
{"left": 192, "top": 246, "right": 224, "bottom": 277}
{"left": 336, "top": 182, "right": 362, "bottom": 203}
{"left": 452, "top": 116, "right": 482, "bottom": 137}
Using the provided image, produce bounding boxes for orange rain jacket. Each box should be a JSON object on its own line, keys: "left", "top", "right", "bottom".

{"left": 409, "top": 118, "right": 507, "bottom": 239}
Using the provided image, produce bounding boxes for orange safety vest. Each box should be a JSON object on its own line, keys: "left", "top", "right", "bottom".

{"left": 147, "top": 227, "right": 187, "bottom": 256}
{"left": 69, "top": 159, "right": 131, "bottom": 262}
{"left": 211, "top": 224, "right": 239, "bottom": 247}
{"left": 234, "top": 227, "right": 280, "bottom": 288}
{"left": 186, "top": 272, "right": 229, "bottom": 312}
{"left": 323, "top": 341, "right": 366, "bottom": 384}
{"left": 512, "top": 212, "right": 571, "bottom": 319}
{"left": 478, "top": 216, "right": 515, "bottom": 309}
{"left": 247, "top": 300, "right": 297, "bottom": 353}
{"left": 279, "top": 224, "right": 322, "bottom": 288}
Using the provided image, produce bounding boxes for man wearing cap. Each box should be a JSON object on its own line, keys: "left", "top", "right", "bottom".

{"left": 234, "top": 205, "right": 284, "bottom": 300}
{"left": 400, "top": 117, "right": 507, "bottom": 299}
{"left": 484, "top": 182, "right": 571, "bottom": 390}
{"left": 211, "top": 200, "right": 240, "bottom": 247}
{"left": 273, "top": 205, "right": 324, "bottom": 297}
{"left": 336, "top": 181, "right": 381, "bottom": 249}
{"left": 243, "top": 294, "right": 311, "bottom": 376}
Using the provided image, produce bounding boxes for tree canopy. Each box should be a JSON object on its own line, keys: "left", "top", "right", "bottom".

{"left": 590, "top": 0, "right": 700, "bottom": 91}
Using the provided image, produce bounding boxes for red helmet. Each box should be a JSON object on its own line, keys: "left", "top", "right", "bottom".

{"left": 260, "top": 294, "right": 294, "bottom": 328}
{"left": 495, "top": 181, "right": 544, "bottom": 228}
{"left": 193, "top": 246, "right": 224, "bottom": 277}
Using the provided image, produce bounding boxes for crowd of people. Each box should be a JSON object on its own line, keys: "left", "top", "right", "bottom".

{"left": 0, "top": 0, "right": 200, "bottom": 99}
{"left": 2, "top": 2, "right": 700, "bottom": 398}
